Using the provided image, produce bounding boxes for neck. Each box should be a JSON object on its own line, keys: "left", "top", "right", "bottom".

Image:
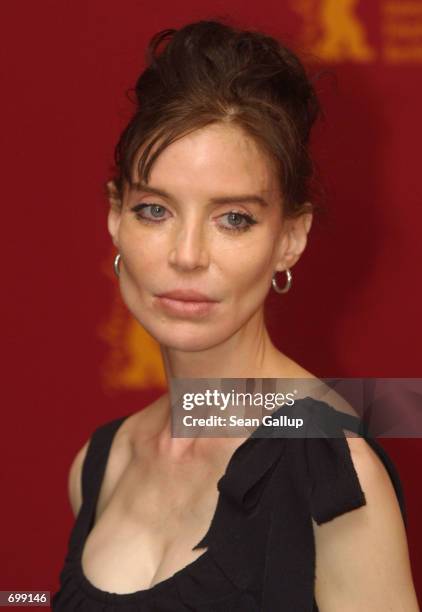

{"left": 150, "top": 310, "right": 300, "bottom": 459}
{"left": 159, "top": 310, "right": 285, "bottom": 380}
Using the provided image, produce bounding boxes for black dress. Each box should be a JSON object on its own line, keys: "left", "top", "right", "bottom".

{"left": 52, "top": 397, "right": 407, "bottom": 611}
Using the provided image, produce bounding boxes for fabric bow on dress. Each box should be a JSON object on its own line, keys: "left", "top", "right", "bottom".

{"left": 189, "top": 397, "right": 367, "bottom": 610}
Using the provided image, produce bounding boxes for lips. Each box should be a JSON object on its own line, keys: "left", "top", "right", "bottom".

{"left": 156, "top": 289, "right": 217, "bottom": 302}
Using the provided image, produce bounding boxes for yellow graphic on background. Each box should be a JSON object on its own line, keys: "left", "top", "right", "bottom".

{"left": 97, "top": 251, "right": 166, "bottom": 391}
{"left": 291, "top": 0, "right": 375, "bottom": 62}
{"left": 382, "top": 1, "right": 422, "bottom": 62}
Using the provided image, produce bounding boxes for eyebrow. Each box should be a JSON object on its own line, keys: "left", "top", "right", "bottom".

{"left": 130, "top": 181, "right": 269, "bottom": 207}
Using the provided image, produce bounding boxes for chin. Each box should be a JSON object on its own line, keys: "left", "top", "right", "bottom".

{"left": 137, "top": 316, "right": 237, "bottom": 353}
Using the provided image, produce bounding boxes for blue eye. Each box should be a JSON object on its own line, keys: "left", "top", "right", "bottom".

{"left": 219, "top": 211, "right": 258, "bottom": 233}
{"left": 131, "top": 203, "right": 168, "bottom": 221}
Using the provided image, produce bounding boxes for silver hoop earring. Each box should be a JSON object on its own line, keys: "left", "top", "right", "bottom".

{"left": 272, "top": 268, "right": 292, "bottom": 294}
{"left": 113, "top": 253, "right": 121, "bottom": 278}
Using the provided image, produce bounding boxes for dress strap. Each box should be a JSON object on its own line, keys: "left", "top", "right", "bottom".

{"left": 66, "top": 414, "right": 129, "bottom": 558}
{"left": 81, "top": 415, "right": 128, "bottom": 506}
{"left": 330, "top": 408, "right": 369, "bottom": 437}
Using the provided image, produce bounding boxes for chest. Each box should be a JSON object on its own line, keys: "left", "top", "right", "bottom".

{"left": 80, "top": 455, "right": 223, "bottom": 593}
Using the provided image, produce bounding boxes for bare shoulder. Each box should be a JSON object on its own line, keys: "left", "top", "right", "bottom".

{"left": 313, "top": 436, "right": 419, "bottom": 611}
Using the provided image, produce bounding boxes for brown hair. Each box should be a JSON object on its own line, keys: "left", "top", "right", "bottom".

{"left": 106, "top": 18, "right": 325, "bottom": 218}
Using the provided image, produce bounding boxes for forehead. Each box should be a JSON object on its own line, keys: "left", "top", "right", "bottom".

{"left": 130, "top": 123, "right": 279, "bottom": 195}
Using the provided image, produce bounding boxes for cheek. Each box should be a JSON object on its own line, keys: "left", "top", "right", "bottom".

{"left": 123, "top": 244, "right": 155, "bottom": 282}
{"left": 221, "top": 239, "right": 275, "bottom": 298}
{"left": 118, "top": 222, "right": 159, "bottom": 285}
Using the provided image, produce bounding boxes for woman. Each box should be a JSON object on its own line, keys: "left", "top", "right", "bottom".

{"left": 52, "top": 18, "right": 419, "bottom": 611}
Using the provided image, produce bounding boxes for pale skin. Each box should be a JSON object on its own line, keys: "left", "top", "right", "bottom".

{"left": 68, "top": 122, "right": 419, "bottom": 609}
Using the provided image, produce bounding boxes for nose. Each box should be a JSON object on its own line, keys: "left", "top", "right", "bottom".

{"left": 168, "top": 218, "right": 210, "bottom": 271}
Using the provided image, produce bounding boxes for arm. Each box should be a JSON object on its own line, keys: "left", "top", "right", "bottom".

{"left": 313, "top": 436, "right": 420, "bottom": 612}
{"left": 67, "top": 438, "right": 91, "bottom": 518}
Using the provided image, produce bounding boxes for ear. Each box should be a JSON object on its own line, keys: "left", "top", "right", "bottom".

{"left": 106, "top": 180, "right": 122, "bottom": 249}
{"left": 274, "top": 207, "right": 313, "bottom": 272}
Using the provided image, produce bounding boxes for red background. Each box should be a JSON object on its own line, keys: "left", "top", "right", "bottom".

{"left": 2, "top": 0, "right": 421, "bottom": 605}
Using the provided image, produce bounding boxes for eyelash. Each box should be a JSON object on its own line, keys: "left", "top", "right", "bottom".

{"left": 130, "top": 203, "right": 258, "bottom": 233}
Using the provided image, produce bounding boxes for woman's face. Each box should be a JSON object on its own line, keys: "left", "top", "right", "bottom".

{"left": 108, "top": 122, "right": 311, "bottom": 351}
